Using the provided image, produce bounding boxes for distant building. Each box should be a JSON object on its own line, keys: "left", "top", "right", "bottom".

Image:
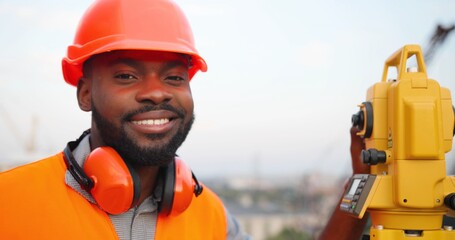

{"left": 205, "top": 173, "right": 346, "bottom": 239}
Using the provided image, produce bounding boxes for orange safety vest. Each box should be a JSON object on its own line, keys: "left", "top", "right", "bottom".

{"left": 0, "top": 153, "right": 227, "bottom": 239}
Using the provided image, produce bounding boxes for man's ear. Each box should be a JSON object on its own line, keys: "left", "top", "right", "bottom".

{"left": 77, "top": 77, "right": 92, "bottom": 112}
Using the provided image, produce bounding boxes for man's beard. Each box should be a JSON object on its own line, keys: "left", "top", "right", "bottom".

{"left": 91, "top": 103, "right": 194, "bottom": 167}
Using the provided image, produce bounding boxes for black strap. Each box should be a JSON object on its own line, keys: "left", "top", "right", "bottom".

{"left": 62, "top": 130, "right": 94, "bottom": 190}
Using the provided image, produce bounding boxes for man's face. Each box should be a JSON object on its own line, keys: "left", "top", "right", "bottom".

{"left": 78, "top": 50, "right": 194, "bottom": 166}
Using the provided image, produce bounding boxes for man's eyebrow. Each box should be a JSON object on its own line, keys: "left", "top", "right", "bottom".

{"left": 162, "top": 59, "right": 189, "bottom": 71}
{"left": 107, "top": 58, "right": 142, "bottom": 69}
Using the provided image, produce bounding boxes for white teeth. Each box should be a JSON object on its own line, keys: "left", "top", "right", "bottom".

{"left": 132, "top": 118, "right": 170, "bottom": 126}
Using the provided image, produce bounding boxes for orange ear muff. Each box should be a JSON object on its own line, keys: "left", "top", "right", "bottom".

{"left": 159, "top": 157, "right": 203, "bottom": 216}
{"left": 170, "top": 157, "right": 194, "bottom": 215}
{"left": 83, "top": 147, "right": 141, "bottom": 215}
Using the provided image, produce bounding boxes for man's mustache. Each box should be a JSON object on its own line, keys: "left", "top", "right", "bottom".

{"left": 122, "top": 103, "right": 185, "bottom": 122}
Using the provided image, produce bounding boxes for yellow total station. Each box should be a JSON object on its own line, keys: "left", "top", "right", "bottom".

{"left": 342, "top": 44, "right": 455, "bottom": 239}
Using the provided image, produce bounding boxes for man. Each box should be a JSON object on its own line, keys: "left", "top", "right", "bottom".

{"left": 0, "top": 0, "right": 249, "bottom": 239}
{"left": 0, "top": 0, "right": 368, "bottom": 239}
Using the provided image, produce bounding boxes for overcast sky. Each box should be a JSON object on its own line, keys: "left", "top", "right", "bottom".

{"left": 1, "top": 0, "right": 454, "bottom": 178}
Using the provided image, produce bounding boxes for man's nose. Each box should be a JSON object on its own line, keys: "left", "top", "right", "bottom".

{"left": 135, "top": 76, "right": 172, "bottom": 104}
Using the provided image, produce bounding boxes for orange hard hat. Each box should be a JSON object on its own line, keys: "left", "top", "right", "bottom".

{"left": 62, "top": 0, "right": 207, "bottom": 86}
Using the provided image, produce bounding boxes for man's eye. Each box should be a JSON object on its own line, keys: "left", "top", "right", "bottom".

{"left": 115, "top": 73, "right": 136, "bottom": 80}
{"left": 166, "top": 76, "right": 185, "bottom": 81}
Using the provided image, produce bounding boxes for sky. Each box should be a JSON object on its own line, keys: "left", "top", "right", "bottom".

{"left": 0, "top": 0, "right": 454, "bottom": 178}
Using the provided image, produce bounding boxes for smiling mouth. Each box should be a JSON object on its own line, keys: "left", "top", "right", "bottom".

{"left": 131, "top": 118, "right": 170, "bottom": 126}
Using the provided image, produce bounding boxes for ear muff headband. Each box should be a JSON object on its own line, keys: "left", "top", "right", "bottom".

{"left": 63, "top": 130, "right": 94, "bottom": 190}
{"left": 123, "top": 158, "right": 141, "bottom": 208}
{"left": 159, "top": 160, "right": 175, "bottom": 216}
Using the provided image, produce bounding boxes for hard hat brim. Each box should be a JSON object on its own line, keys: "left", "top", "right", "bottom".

{"left": 63, "top": 38, "right": 207, "bottom": 86}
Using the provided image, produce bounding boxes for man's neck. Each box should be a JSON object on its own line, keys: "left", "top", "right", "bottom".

{"left": 134, "top": 166, "right": 160, "bottom": 205}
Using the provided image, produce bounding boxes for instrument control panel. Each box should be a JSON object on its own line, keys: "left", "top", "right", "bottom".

{"left": 340, "top": 174, "right": 377, "bottom": 218}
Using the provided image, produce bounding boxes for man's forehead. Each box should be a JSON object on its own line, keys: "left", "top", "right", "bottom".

{"left": 91, "top": 50, "right": 190, "bottom": 65}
